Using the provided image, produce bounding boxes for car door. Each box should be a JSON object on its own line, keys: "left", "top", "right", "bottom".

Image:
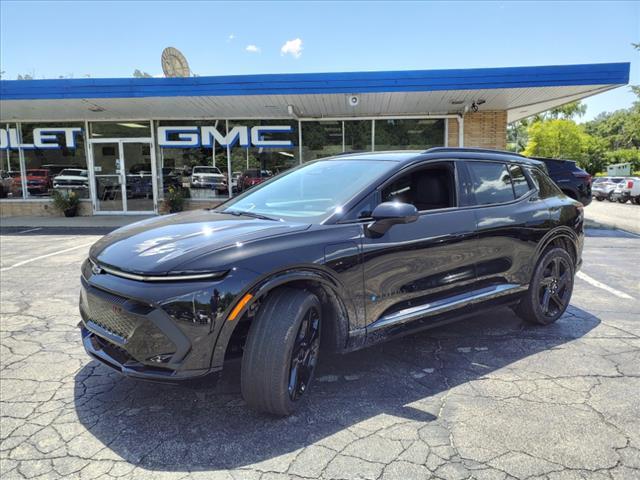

{"left": 463, "top": 160, "right": 550, "bottom": 288}
{"left": 360, "top": 160, "right": 479, "bottom": 334}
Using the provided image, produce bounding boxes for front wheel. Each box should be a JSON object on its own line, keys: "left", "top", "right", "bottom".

{"left": 595, "top": 196, "right": 604, "bottom": 201}
{"left": 241, "top": 287, "right": 321, "bottom": 416}
{"left": 516, "top": 248, "right": 574, "bottom": 325}
{"left": 607, "top": 192, "right": 615, "bottom": 202}
{"left": 617, "top": 197, "right": 628, "bottom": 204}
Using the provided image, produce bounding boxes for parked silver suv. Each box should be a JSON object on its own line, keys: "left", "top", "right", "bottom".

{"left": 592, "top": 176, "right": 625, "bottom": 202}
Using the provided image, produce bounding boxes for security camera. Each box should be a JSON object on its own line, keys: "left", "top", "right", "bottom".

{"left": 348, "top": 95, "right": 359, "bottom": 107}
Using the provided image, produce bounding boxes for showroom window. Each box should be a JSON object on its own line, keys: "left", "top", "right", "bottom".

{"left": 229, "top": 119, "right": 299, "bottom": 195}
{"left": 1, "top": 138, "right": 23, "bottom": 199}
{"left": 345, "top": 120, "right": 373, "bottom": 153}
{"left": 374, "top": 118, "right": 444, "bottom": 151}
{"left": 157, "top": 120, "right": 229, "bottom": 202}
{"left": 20, "top": 122, "right": 88, "bottom": 199}
{"left": 90, "top": 121, "right": 151, "bottom": 138}
{"left": 301, "top": 121, "right": 344, "bottom": 161}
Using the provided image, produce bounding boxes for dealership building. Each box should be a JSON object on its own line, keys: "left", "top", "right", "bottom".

{"left": 0, "top": 62, "right": 630, "bottom": 217}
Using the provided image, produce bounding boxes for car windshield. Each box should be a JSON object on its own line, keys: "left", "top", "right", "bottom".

{"left": 59, "top": 169, "right": 86, "bottom": 176}
{"left": 193, "top": 167, "right": 221, "bottom": 174}
{"left": 218, "top": 159, "right": 396, "bottom": 223}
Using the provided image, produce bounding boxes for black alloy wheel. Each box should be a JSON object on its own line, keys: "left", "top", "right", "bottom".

{"left": 516, "top": 247, "right": 574, "bottom": 325}
{"left": 538, "top": 256, "right": 572, "bottom": 319}
{"left": 288, "top": 307, "right": 321, "bottom": 401}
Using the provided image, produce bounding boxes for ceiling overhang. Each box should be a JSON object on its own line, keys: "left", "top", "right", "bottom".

{"left": 0, "top": 63, "right": 629, "bottom": 123}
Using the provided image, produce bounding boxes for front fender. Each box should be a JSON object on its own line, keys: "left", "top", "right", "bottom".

{"left": 210, "top": 267, "right": 357, "bottom": 370}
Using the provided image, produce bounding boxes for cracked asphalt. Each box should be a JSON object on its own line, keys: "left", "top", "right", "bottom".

{"left": 1, "top": 227, "right": 639, "bottom": 480}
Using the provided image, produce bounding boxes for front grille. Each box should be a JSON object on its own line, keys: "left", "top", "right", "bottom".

{"left": 86, "top": 289, "right": 139, "bottom": 340}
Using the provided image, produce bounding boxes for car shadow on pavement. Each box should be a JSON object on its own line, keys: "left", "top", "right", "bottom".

{"left": 73, "top": 304, "right": 600, "bottom": 471}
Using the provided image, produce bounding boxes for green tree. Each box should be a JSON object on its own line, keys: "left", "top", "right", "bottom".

{"left": 523, "top": 119, "right": 585, "bottom": 160}
{"left": 580, "top": 135, "right": 609, "bottom": 175}
{"left": 507, "top": 101, "right": 587, "bottom": 152}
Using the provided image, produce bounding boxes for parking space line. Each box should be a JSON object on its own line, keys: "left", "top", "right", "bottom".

{"left": 576, "top": 271, "right": 634, "bottom": 300}
{"left": 0, "top": 242, "right": 94, "bottom": 272}
{"left": 17, "top": 227, "right": 43, "bottom": 234}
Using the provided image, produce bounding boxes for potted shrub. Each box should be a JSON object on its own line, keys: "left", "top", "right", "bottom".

{"left": 52, "top": 190, "right": 80, "bottom": 217}
{"left": 164, "top": 185, "right": 185, "bottom": 213}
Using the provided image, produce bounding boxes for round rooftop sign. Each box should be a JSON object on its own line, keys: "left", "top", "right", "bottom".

{"left": 161, "top": 47, "right": 191, "bottom": 78}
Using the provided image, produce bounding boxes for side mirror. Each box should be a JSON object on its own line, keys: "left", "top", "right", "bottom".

{"left": 366, "top": 202, "right": 419, "bottom": 237}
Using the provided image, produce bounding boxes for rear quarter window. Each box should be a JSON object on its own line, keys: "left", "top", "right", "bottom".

{"left": 465, "top": 161, "right": 515, "bottom": 206}
{"left": 527, "top": 167, "right": 562, "bottom": 198}
{"left": 509, "top": 164, "right": 532, "bottom": 198}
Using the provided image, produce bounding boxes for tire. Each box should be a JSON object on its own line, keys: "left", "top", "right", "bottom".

{"left": 516, "top": 248, "right": 574, "bottom": 326}
{"left": 241, "top": 287, "right": 321, "bottom": 416}
{"left": 617, "top": 197, "right": 627, "bottom": 204}
{"left": 595, "top": 196, "right": 604, "bottom": 201}
{"left": 633, "top": 197, "right": 640, "bottom": 205}
{"left": 607, "top": 192, "right": 615, "bottom": 202}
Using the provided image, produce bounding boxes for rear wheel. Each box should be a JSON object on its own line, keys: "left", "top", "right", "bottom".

{"left": 516, "top": 248, "right": 574, "bottom": 325}
{"left": 241, "top": 287, "right": 321, "bottom": 416}
{"left": 595, "top": 196, "right": 604, "bottom": 201}
{"left": 617, "top": 197, "right": 628, "bottom": 204}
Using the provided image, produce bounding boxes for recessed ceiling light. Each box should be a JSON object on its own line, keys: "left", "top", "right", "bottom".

{"left": 117, "top": 123, "right": 148, "bottom": 128}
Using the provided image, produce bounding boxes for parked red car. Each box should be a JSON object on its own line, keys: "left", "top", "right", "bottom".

{"left": 13, "top": 169, "right": 53, "bottom": 195}
{"left": 239, "top": 169, "right": 272, "bottom": 191}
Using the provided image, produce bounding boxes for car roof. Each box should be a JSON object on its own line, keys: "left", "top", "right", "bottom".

{"left": 324, "top": 148, "right": 545, "bottom": 169}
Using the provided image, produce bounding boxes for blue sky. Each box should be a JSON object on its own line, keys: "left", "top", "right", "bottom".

{"left": 1, "top": 0, "right": 638, "bottom": 121}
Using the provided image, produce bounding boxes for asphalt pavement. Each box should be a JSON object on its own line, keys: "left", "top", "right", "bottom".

{"left": 0, "top": 228, "right": 639, "bottom": 480}
{"left": 585, "top": 199, "right": 640, "bottom": 234}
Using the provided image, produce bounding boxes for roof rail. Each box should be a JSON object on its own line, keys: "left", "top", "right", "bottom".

{"left": 423, "top": 147, "right": 527, "bottom": 158}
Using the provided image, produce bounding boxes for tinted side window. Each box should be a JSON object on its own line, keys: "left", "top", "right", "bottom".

{"left": 466, "top": 162, "right": 515, "bottom": 205}
{"left": 381, "top": 163, "right": 456, "bottom": 211}
{"left": 509, "top": 164, "right": 532, "bottom": 198}
{"left": 527, "top": 167, "right": 561, "bottom": 198}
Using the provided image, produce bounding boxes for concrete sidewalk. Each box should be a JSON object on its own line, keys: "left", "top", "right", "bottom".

{"left": 0, "top": 214, "right": 154, "bottom": 229}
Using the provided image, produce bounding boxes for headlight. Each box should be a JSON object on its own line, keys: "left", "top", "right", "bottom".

{"left": 161, "top": 289, "right": 221, "bottom": 326}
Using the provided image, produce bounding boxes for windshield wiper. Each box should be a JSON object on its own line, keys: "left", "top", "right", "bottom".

{"left": 227, "top": 210, "right": 279, "bottom": 221}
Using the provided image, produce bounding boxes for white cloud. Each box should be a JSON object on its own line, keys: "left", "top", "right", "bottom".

{"left": 245, "top": 44, "right": 261, "bottom": 53}
{"left": 227, "top": 34, "right": 235, "bottom": 42}
{"left": 280, "top": 38, "right": 303, "bottom": 59}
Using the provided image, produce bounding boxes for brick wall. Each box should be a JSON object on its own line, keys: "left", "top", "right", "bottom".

{"left": 446, "top": 111, "right": 507, "bottom": 149}
{"left": 0, "top": 200, "right": 93, "bottom": 217}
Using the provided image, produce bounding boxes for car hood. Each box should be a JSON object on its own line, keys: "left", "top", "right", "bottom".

{"left": 90, "top": 210, "right": 310, "bottom": 275}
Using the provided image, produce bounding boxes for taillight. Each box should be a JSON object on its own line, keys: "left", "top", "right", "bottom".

{"left": 572, "top": 171, "right": 591, "bottom": 184}
{"left": 627, "top": 180, "right": 633, "bottom": 189}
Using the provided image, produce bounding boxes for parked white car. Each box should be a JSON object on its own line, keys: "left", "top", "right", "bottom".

{"left": 190, "top": 166, "right": 227, "bottom": 192}
{"left": 53, "top": 168, "right": 89, "bottom": 191}
{"left": 611, "top": 177, "right": 640, "bottom": 204}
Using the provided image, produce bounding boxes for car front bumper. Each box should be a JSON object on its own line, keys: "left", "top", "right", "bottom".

{"left": 78, "top": 265, "right": 257, "bottom": 382}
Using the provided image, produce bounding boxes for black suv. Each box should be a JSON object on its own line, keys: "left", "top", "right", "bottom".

{"left": 80, "top": 148, "right": 584, "bottom": 415}
{"left": 534, "top": 157, "right": 592, "bottom": 206}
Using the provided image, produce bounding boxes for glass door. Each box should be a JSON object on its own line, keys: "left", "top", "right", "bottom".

{"left": 91, "top": 140, "right": 156, "bottom": 213}
{"left": 93, "top": 142, "right": 124, "bottom": 212}
{"left": 122, "top": 142, "right": 154, "bottom": 212}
